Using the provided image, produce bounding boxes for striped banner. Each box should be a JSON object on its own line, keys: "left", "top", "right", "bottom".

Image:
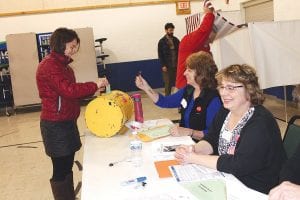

{"left": 213, "top": 12, "right": 247, "bottom": 41}
{"left": 184, "top": 0, "right": 245, "bottom": 40}
{"left": 185, "top": 13, "right": 201, "bottom": 34}
{"left": 185, "top": 12, "right": 247, "bottom": 41}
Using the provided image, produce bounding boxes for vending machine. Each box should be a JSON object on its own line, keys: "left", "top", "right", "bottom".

{"left": 0, "top": 42, "right": 13, "bottom": 115}
{"left": 0, "top": 42, "right": 9, "bottom": 68}
{"left": 36, "top": 32, "right": 52, "bottom": 62}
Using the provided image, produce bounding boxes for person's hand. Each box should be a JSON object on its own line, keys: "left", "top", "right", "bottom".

{"left": 135, "top": 75, "right": 150, "bottom": 91}
{"left": 162, "top": 66, "right": 168, "bottom": 72}
{"left": 175, "top": 145, "right": 194, "bottom": 164}
{"left": 96, "top": 77, "right": 109, "bottom": 91}
{"left": 169, "top": 126, "right": 192, "bottom": 137}
{"left": 203, "top": 0, "right": 214, "bottom": 13}
{"left": 203, "top": 6, "right": 214, "bottom": 13}
{"left": 269, "top": 181, "right": 300, "bottom": 200}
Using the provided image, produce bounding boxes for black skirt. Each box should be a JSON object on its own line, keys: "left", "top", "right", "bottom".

{"left": 40, "top": 120, "right": 82, "bottom": 157}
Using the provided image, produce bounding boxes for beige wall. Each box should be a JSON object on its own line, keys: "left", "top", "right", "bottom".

{"left": 2, "top": 0, "right": 300, "bottom": 21}
{"left": 0, "top": 0, "right": 148, "bottom": 13}
{"left": 0, "top": 0, "right": 241, "bottom": 15}
{"left": 274, "top": 0, "right": 300, "bottom": 21}
{"left": 240, "top": 0, "right": 300, "bottom": 21}
{"left": 0, "top": 1, "right": 242, "bottom": 64}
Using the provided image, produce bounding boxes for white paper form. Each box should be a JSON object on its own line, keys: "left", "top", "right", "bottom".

{"left": 225, "top": 177, "right": 268, "bottom": 200}
{"left": 151, "top": 136, "right": 195, "bottom": 161}
{"left": 170, "top": 164, "right": 225, "bottom": 182}
{"left": 126, "top": 118, "right": 174, "bottom": 132}
{"left": 123, "top": 179, "right": 197, "bottom": 200}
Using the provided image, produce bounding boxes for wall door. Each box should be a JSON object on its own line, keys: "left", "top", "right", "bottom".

{"left": 242, "top": 0, "right": 274, "bottom": 23}
{"left": 6, "top": 32, "right": 40, "bottom": 107}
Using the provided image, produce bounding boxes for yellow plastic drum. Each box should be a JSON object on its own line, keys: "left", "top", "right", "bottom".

{"left": 85, "top": 90, "right": 134, "bottom": 137}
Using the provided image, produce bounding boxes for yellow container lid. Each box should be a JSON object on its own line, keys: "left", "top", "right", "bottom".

{"left": 85, "top": 90, "right": 133, "bottom": 137}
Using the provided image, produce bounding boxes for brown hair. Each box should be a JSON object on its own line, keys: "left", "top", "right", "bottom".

{"left": 186, "top": 51, "right": 218, "bottom": 89}
{"left": 216, "top": 64, "right": 265, "bottom": 105}
{"left": 50, "top": 27, "right": 80, "bottom": 54}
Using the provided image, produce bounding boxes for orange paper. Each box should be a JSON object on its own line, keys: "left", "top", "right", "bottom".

{"left": 154, "top": 159, "right": 179, "bottom": 178}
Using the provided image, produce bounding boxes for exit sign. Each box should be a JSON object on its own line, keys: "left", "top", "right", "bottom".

{"left": 176, "top": 1, "right": 191, "bottom": 15}
{"left": 178, "top": 1, "right": 190, "bottom": 9}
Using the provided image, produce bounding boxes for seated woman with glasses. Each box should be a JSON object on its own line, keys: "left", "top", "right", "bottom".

{"left": 135, "top": 51, "right": 221, "bottom": 141}
{"left": 175, "top": 64, "right": 286, "bottom": 194}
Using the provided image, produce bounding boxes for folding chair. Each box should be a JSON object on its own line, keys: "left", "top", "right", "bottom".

{"left": 282, "top": 115, "right": 300, "bottom": 159}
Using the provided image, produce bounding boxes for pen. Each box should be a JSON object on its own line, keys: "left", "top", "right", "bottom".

{"left": 220, "top": 172, "right": 225, "bottom": 177}
{"left": 199, "top": 183, "right": 212, "bottom": 192}
{"left": 170, "top": 166, "right": 180, "bottom": 182}
{"left": 121, "top": 176, "right": 147, "bottom": 186}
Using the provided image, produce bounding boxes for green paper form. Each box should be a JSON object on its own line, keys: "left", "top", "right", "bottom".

{"left": 139, "top": 125, "right": 171, "bottom": 138}
{"left": 181, "top": 179, "right": 227, "bottom": 200}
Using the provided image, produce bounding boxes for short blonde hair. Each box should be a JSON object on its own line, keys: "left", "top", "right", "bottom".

{"left": 216, "top": 64, "right": 265, "bottom": 105}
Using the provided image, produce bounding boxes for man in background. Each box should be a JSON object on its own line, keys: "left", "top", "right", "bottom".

{"left": 158, "top": 22, "right": 180, "bottom": 95}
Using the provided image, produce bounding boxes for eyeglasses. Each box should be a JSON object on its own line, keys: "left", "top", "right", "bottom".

{"left": 217, "top": 85, "right": 244, "bottom": 92}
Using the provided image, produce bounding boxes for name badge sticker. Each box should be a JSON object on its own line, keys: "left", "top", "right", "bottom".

{"left": 180, "top": 99, "right": 187, "bottom": 109}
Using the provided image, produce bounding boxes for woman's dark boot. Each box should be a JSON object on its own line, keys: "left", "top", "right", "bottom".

{"left": 65, "top": 173, "right": 76, "bottom": 199}
{"left": 50, "top": 176, "right": 75, "bottom": 200}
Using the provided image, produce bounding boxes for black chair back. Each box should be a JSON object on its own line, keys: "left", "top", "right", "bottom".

{"left": 283, "top": 115, "right": 300, "bottom": 159}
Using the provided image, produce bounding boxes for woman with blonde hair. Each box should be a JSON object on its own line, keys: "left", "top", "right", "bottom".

{"left": 175, "top": 64, "right": 286, "bottom": 194}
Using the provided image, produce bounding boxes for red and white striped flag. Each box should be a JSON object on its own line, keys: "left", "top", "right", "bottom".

{"left": 185, "top": 13, "right": 201, "bottom": 34}
{"left": 185, "top": 0, "right": 213, "bottom": 34}
{"left": 185, "top": 0, "right": 246, "bottom": 41}
{"left": 213, "top": 12, "right": 247, "bottom": 41}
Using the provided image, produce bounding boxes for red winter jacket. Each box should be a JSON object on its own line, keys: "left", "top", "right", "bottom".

{"left": 175, "top": 12, "right": 215, "bottom": 89}
{"left": 36, "top": 52, "right": 98, "bottom": 121}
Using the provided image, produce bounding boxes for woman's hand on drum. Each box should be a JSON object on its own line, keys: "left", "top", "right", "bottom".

{"left": 135, "top": 75, "right": 150, "bottom": 91}
{"left": 96, "top": 77, "right": 109, "bottom": 91}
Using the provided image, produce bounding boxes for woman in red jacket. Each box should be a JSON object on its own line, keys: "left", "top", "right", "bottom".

{"left": 176, "top": 1, "right": 216, "bottom": 89}
{"left": 36, "top": 27, "right": 108, "bottom": 200}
